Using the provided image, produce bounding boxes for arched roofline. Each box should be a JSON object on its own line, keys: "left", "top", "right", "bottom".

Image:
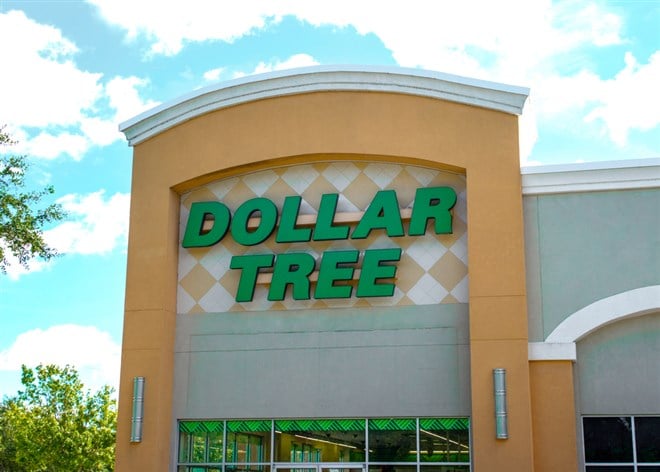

{"left": 119, "top": 65, "right": 529, "bottom": 146}
{"left": 529, "top": 286, "right": 660, "bottom": 361}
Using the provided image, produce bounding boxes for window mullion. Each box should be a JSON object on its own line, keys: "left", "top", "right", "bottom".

{"left": 631, "top": 416, "right": 638, "bottom": 471}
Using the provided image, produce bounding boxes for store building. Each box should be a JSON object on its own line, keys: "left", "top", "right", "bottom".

{"left": 117, "top": 67, "right": 659, "bottom": 472}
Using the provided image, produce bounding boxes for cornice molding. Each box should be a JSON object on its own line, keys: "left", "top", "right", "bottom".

{"left": 119, "top": 66, "right": 529, "bottom": 146}
{"left": 521, "top": 158, "right": 660, "bottom": 195}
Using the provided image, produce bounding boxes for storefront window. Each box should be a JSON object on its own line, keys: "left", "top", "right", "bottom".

{"left": 419, "top": 418, "right": 470, "bottom": 464}
{"left": 226, "top": 420, "right": 272, "bottom": 472}
{"left": 179, "top": 418, "right": 470, "bottom": 471}
{"left": 583, "top": 416, "right": 660, "bottom": 471}
{"left": 635, "top": 417, "right": 660, "bottom": 463}
{"left": 275, "top": 418, "right": 366, "bottom": 463}
{"left": 178, "top": 421, "right": 224, "bottom": 472}
{"left": 369, "top": 418, "right": 417, "bottom": 463}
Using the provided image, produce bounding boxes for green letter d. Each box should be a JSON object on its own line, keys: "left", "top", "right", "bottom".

{"left": 182, "top": 201, "right": 231, "bottom": 248}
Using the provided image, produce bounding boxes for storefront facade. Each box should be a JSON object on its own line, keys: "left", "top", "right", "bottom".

{"left": 117, "top": 67, "right": 659, "bottom": 471}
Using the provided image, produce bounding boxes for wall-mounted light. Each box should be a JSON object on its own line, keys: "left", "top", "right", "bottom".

{"left": 493, "top": 368, "right": 508, "bottom": 439}
{"left": 130, "top": 376, "right": 145, "bottom": 443}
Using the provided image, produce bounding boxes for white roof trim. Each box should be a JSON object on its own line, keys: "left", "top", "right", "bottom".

{"left": 522, "top": 158, "right": 660, "bottom": 195}
{"left": 529, "top": 285, "right": 660, "bottom": 361}
{"left": 528, "top": 342, "right": 576, "bottom": 361}
{"left": 545, "top": 285, "right": 660, "bottom": 344}
{"left": 119, "top": 66, "right": 529, "bottom": 146}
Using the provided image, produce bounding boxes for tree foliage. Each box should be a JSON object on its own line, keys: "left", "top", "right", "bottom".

{"left": 0, "top": 126, "right": 65, "bottom": 273}
{"left": 0, "top": 364, "right": 117, "bottom": 471}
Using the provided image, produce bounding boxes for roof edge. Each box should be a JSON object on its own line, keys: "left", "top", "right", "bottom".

{"left": 119, "top": 65, "right": 529, "bottom": 146}
{"left": 521, "top": 158, "right": 660, "bottom": 195}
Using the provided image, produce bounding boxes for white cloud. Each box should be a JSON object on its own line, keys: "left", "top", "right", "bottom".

{"left": 519, "top": 98, "right": 540, "bottom": 166}
{"left": 105, "top": 76, "right": 160, "bottom": 123}
{"left": 532, "top": 51, "right": 660, "bottom": 147}
{"left": 203, "top": 67, "right": 225, "bottom": 82}
{"left": 46, "top": 191, "right": 130, "bottom": 255}
{"left": 87, "top": 0, "right": 276, "bottom": 56}
{"left": 0, "top": 10, "right": 102, "bottom": 129}
{"left": 86, "top": 0, "right": 643, "bottom": 162}
{"left": 551, "top": 1, "right": 623, "bottom": 48}
{"left": 0, "top": 10, "right": 158, "bottom": 160}
{"left": 232, "top": 53, "right": 320, "bottom": 78}
{"left": 0, "top": 325, "right": 120, "bottom": 393}
{"left": 584, "top": 52, "right": 660, "bottom": 146}
{"left": 79, "top": 117, "right": 122, "bottom": 148}
{"left": 16, "top": 131, "right": 90, "bottom": 161}
{"left": 87, "top": 1, "right": 622, "bottom": 81}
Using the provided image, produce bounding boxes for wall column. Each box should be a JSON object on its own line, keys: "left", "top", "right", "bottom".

{"left": 529, "top": 360, "right": 578, "bottom": 472}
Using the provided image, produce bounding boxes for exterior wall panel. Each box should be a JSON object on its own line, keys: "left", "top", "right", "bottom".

{"left": 577, "top": 313, "right": 660, "bottom": 415}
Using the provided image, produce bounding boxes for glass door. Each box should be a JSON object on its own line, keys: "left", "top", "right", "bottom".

{"left": 273, "top": 464, "right": 365, "bottom": 472}
{"left": 320, "top": 464, "right": 366, "bottom": 472}
{"left": 273, "top": 464, "right": 319, "bottom": 472}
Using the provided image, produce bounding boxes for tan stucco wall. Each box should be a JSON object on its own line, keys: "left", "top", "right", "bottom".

{"left": 116, "top": 90, "right": 534, "bottom": 471}
{"left": 530, "top": 361, "right": 578, "bottom": 472}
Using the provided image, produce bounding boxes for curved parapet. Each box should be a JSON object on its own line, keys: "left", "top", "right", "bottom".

{"left": 119, "top": 65, "right": 529, "bottom": 146}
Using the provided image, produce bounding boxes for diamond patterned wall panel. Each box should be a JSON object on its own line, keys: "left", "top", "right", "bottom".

{"left": 178, "top": 162, "right": 468, "bottom": 314}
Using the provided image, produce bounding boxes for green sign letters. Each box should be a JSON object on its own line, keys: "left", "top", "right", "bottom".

{"left": 182, "top": 187, "right": 457, "bottom": 302}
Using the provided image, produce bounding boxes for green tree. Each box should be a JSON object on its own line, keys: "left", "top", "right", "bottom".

{"left": 0, "top": 364, "right": 117, "bottom": 471}
{"left": 0, "top": 126, "right": 65, "bottom": 273}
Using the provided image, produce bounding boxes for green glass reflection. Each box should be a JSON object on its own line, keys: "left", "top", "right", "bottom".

{"left": 419, "top": 420, "right": 470, "bottom": 463}
{"left": 178, "top": 418, "right": 471, "bottom": 468}
{"left": 192, "top": 434, "right": 206, "bottom": 462}
{"left": 419, "top": 418, "right": 470, "bottom": 431}
{"left": 226, "top": 420, "right": 271, "bottom": 465}
{"left": 180, "top": 420, "right": 224, "bottom": 434}
{"left": 179, "top": 431, "right": 191, "bottom": 463}
{"left": 179, "top": 422, "right": 225, "bottom": 464}
{"left": 275, "top": 419, "right": 366, "bottom": 463}
{"left": 208, "top": 432, "right": 223, "bottom": 463}
{"left": 276, "top": 419, "right": 365, "bottom": 432}
{"left": 226, "top": 420, "right": 272, "bottom": 433}
{"left": 369, "top": 418, "right": 417, "bottom": 462}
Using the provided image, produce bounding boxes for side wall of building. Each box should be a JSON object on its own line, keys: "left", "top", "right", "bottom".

{"left": 524, "top": 178, "right": 660, "bottom": 471}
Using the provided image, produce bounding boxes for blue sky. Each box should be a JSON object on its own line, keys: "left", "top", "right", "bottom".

{"left": 0, "top": 0, "right": 658, "bottom": 397}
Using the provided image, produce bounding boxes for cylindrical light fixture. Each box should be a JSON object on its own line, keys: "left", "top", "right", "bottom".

{"left": 130, "top": 376, "right": 145, "bottom": 443}
{"left": 493, "top": 368, "right": 508, "bottom": 439}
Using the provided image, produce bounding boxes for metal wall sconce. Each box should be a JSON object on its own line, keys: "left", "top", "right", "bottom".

{"left": 130, "top": 376, "right": 145, "bottom": 443}
{"left": 493, "top": 368, "right": 508, "bottom": 439}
